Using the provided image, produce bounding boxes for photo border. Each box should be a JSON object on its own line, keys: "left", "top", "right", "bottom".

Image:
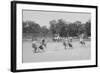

{"left": 11, "top": 1, "right": 98, "bottom": 72}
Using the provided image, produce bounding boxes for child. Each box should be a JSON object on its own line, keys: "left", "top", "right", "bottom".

{"left": 32, "top": 40, "right": 38, "bottom": 53}
{"left": 63, "top": 38, "right": 68, "bottom": 50}
{"left": 79, "top": 33, "right": 85, "bottom": 46}
{"left": 68, "top": 37, "right": 73, "bottom": 48}
{"left": 41, "top": 39, "right": 47, "bottom": 48}
{"left": 63, "top": 37, "right": 73, "bottom": 50}
{"left": 39, "top": 39, "right": 47, "bottom": 52}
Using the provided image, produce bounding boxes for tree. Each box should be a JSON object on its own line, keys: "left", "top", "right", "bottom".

{"left": 49, "top": 19, "right": 68, "bottom": 37}
{"left": 22, "top": 21, "right": 41, "bottom": 39}
{"left": 23, "top": 21, "right": 41, "bottom": 33}
{"left": 60, "top": 25, "right": 68, "bottom": 37}
{"left": 49, "top": 19, "right": 91, "bottom": 38}
{"left": 41, "top": 26, "right": 49, "bottom": 37}
{"left": 78, "top": 24, "right": 85, "bottom": 35}
{"left": 85, "top": 20, "right": 91, "bottom": 37}
{"left": 49, "top": 20, "right": 57, "bottom": 36}
{"left": 56, "top": 19, "right": 66, "bottom": 34}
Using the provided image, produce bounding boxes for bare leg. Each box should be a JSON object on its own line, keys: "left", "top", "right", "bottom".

{"left": 34, "top": 47, "right": 37, "bottom": 53}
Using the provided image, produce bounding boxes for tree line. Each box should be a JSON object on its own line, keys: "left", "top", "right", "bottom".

{"left": 23, "top": 19, "right": 91, "bottom": 38}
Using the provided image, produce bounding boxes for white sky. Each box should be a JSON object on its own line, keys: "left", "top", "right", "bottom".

{"left": 23, "top": 10, "right": 91, "bottom": 28}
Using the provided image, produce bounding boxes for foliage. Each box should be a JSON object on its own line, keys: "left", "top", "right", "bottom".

{"left": 49, "top": 19, "right": 91, "bottom": 37}
{"left": 23, "top": 19, "right": 91, "bottom": 38}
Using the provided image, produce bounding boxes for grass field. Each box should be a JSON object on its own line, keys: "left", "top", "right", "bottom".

{"left": 22, "top": 40, "right": 91, "bottom": 63}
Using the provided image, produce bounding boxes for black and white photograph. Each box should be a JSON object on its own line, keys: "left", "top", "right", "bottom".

{"left": 11, "top": 1, "right": 97, "bottom": 72}
{"left": 22, "top": 10, "right": 91, "bottom": 63}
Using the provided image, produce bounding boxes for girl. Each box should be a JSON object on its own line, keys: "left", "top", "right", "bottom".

{"left": 79, "top": 33, "right": 86, "bottom": 46}
{"left": 32, "top": 40, "right": 38, "bottom": 53}
{"left": 39, "top": 39, "right": 47, "bottom": 52}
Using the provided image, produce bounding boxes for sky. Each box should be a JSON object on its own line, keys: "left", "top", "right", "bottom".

{"left": 23, "top": 10, "right": 91, "bottom": 28}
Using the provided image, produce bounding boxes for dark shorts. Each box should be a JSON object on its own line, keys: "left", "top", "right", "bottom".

{"left": 39, "top": 45, "right": 44, "bottom": 50}
{"left": 68, "top": 43, "right": 72, "bottom": 47}
{"left": 80, "top": 41, "right": 85, "bottom": 44}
